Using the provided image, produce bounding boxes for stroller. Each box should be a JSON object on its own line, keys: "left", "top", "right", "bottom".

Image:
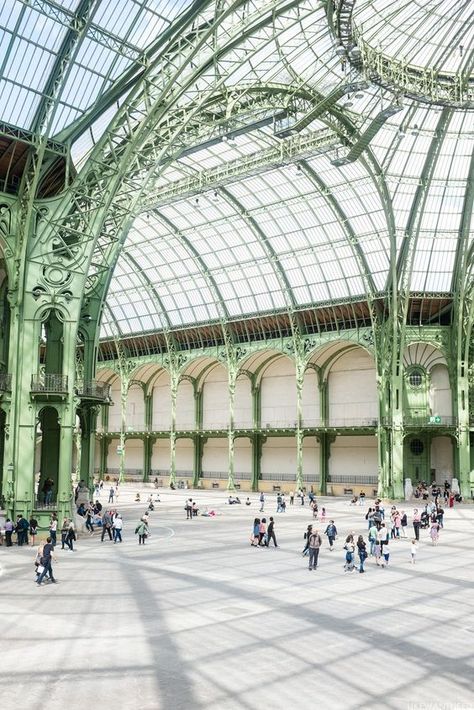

{"left": 420, "top": 511, "right": 430, "bottom": 529}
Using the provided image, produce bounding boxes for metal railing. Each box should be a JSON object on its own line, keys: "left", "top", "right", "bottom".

{"left": 0, "top": 372, "right": 12, "bottom": 391}
{"left": 31, "top": 374, "right": 68, "bottom": 393}
{"left": 328, "top": 474, "right": 378, "bottom": 485}
{"left": 382, "top": 416, "right": 457, "bottom": 427}
{"left": 76, "top": 380, "right": 111, "bottom": 400}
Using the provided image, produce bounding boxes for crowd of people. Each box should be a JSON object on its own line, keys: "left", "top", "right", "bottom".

{"left": 0, "top": 475, "right": 460, "bottom": 590}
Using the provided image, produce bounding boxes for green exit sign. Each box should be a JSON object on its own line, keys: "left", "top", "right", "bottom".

{"left": 429, "top": 416, "right": 442, "bottom": 424}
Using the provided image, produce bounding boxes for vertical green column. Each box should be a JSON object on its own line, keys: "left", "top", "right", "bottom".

{"left": 456, "top": 368, "right": 471, "bottom": 498}
{"left": 318, "top": 375, "right": 328, "bottom": 493}
{"left": 251, "top": 433, "right": 263, "bottom": 492}
{"left": 99, "top": 436, "right": 108, "bottom": 479}
{"left": 295, "top": 359, "right": 304, "bottom": 491}
{"left": 318, "top": 433, "right": 333, "bottom": 496}
{"left": 390, "top": 359, "right": 405, "bottom": 498}
{"left": 192, "top": 386, "right": 203, "bottom": 488}
{"left": 143, "top": 435, "right": 154, "bottom": 483}
{"left": 79, "top": 406, "right": 98, "bottom": 487}
{"left": 119, "top": 379, "right": 128, "bottom": 484}
{"left": 169, "top": 370, "right": 178, "bottom": 486}
{"left": 227, "top": 366, "right": 237, "bottom": 491}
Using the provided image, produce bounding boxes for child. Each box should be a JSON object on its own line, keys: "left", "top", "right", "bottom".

{"left": 382, "top": 543, "right": 390, "bottom": 567}
{"left": 410, "top": 539, "right": 418, "bottom": 564}
{"left": 320, "top": 506, "right": 326, "bottom": 523}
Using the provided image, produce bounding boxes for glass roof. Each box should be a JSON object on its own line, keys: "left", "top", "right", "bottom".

{"left": 0, "top": 0, "right": 191, "bottom": 134}
{"left": 353, "top": 0, "right": 474, "bottom": 76}
{"left": 3, "top": 0, "right": 468, "bottom": 339}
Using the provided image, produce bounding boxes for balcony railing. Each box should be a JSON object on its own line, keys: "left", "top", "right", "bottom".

{"left": 382, "top": 415, "right": 457, "bottom": 427}
{"left": 76, "top": 380, "right": 111, "bottom": 400}
{"left": 31, "top": 374, "right": 68, "bottom": 393}
{"left": 0, "top": 373, "right": 12, "bottom": 392}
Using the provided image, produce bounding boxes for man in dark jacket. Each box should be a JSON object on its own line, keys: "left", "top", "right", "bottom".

{"left": 37, "top": 537, "right": 57, "bottom": 585}
{"left": 324, "top": 520, "right": 337, "bottom": 550}
{"left": 266, "top": 517, "right": 278, "bottom": 547}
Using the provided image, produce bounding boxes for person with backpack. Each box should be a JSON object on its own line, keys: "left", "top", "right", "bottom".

{"left": 308, "top": 529, "right": 322, "bottom": 570}
{"left": 324, "top": 520, "right": 337, "bottom": 550}
{"left": 135, "top": 520, "right": 149, "bottom": 545}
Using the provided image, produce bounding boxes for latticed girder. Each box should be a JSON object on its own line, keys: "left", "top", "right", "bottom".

{"left": 39, "top": 0, "right": 318, "bottom": 299}
{"left": 139, "top": 126, "right": 338, "bottom": 210}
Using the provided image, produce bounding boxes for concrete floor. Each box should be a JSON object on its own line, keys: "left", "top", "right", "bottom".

{"left": 1, "top": 487, "right": 473, "bottom": 710}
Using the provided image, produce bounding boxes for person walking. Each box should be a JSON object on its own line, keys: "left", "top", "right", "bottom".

{"left": 410, "top": 539, "right": 418, "bottom": 564}
{"left": 113, "top": 514, "right": 123, "bottom": 543}
{"left": 302, "top": 524, "right": 313, "bottom": 556}
{"left": 61, "top": 518, "right": 71, "bottom": 549}
{"left": 413, "top": 508, "right": 421, "bottom": 541}
{"left": 343, "top": 534, "right": 355, "bottom": 572}
{"left": 258, "top": 518, "right": 267, "bottom": 546}
{"left": 251, "top": 518, "right": 260, "bottom": 546}
{"left": 259, "top": 492, "right": 265, "bottom": 512}
{"left": 66, "top": 519, "right": 76, "bottom": 550}
{"left": 357, "top": 535, "right": 367, "bottom": 573}
{"left": 101, "top": 510, "right": 113, "bottom": 541}
{"left": 85, "top": 506, "right": 94, "bottom": 534}
{"left": 308, "top": 528, "right": 322, "bottom": 570}
{"left": 136, "top": 519, "right": 149, "bottom": 545}
{"left": 108, "top": 486, "right": 115, "bottom": 503}
{"left": 36, "top": 537, "right": 58, "bottom": 585}
{"left": 324, "top": 520, "right": 337, "bottom": 550}
{"left": 266, "top": 517, "right": 278, "bottom": 547}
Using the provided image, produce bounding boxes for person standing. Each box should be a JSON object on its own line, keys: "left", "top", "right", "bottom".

{"left": 259, "top": 492, "right": 265, "bottom": 512}
{"left": 136, "top": 519, "right": 149, "bottom": 545}
{"left": 113, "top": 514, "right": 123, "bottom": 543}
{"left": 308, "top": 528, "right": 322, "bottom": 570}
{"left": 185, "top": 498, "right": 193, "bottom": 519}
{"left": 382, "top": 541, "right": 390, "bottom": 567}
{"left": 410, "top": 539, "right": 418, "bottom": 564}
{"left": 413, "top": 509, "right": 421, "bottom": 541}
{"left": 29, "top": 516, "right": 38, "bottom": 547}
{"left": 49, "top": 513, "right": 58, "bottom": 547}
{"left": 289, "top": 491, "right": 294, "bottom": 506}
{"left": 400, "top": 511, "right": 408, "bottom": 538}
{"left": 300, "top": 490, "right": 305, "bottom": 506}
{"left": 101, "top": 510, "right": 113, "bottom": 541}
{"left": 430, "top": 520, "right": 440, "bottom": 545}
{"left": 36, "top": 537, "right": 57, "bottom": 585}
{"left": 368, "top": 522, "right": 378, "bottom": 556}
{"left": 66, "top": 519, "right": 76, "bottom": 551}
{"left": 357, "top": 535, "right": 367, "bottom": 573}
{"left": 4, "top": 518, "right": 13, "bottom": 546}
{"left": 324, "top": 520, "right": 337, "bottom": 550}
{"left": 108, "top": 486, "right": 115, "bottom": 503}
{"left": 17, "top": 515, "right": 29, "bottom": 546}
{"left": 266, "top": 517, "right": 278, "bottom": 547}
{"left": 344, "top": 535, "right": 355, "bottom": 572}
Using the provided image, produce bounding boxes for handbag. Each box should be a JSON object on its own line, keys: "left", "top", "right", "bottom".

{"left": 37, "top": 565, "right": 45, "bottom": 574}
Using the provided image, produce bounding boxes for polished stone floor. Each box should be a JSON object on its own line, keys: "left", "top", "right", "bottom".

{"left": 1, "top": 487, "right": 474, "bottom": 710}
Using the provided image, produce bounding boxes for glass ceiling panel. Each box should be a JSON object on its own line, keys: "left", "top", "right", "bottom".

{"left": 0, "top": 0, "right": 194, "bottom": 133}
